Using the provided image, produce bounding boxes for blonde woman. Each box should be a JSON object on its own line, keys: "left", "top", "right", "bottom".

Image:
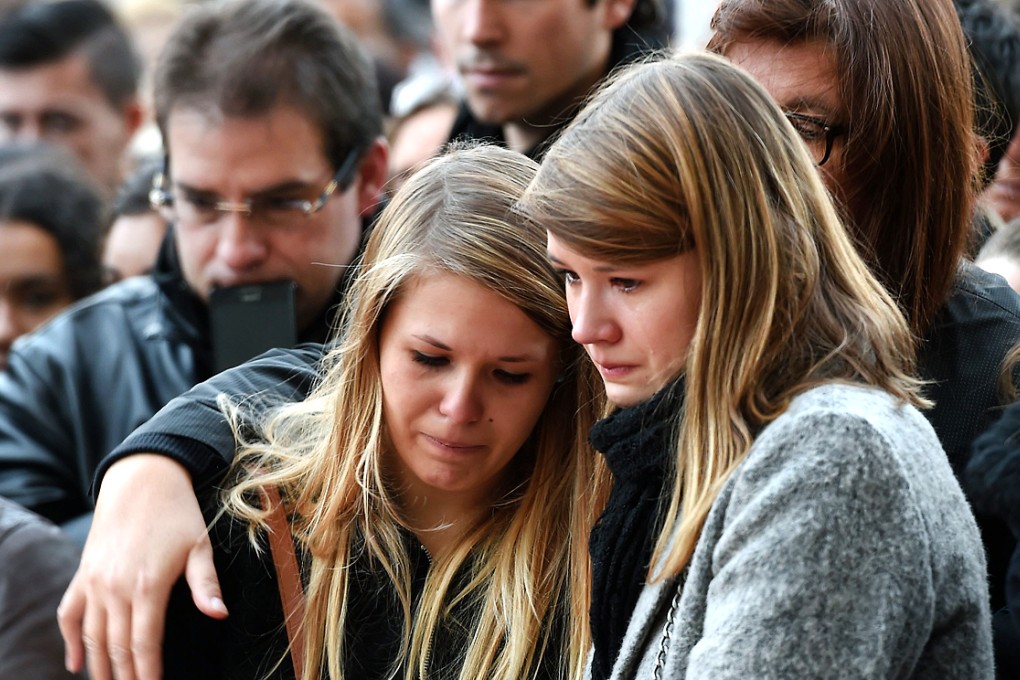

{"left": 130, "top": 144, "right": 602, "bottom": 680}
{"left": 518, "top": 52, "right": 992, "bottom": 679}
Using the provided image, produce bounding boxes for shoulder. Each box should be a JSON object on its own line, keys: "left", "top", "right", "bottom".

{"left": 752, "top": 383, "right": 936, "bottom": 464}
{"left": 943, "top": 260, "right": 1020, "bottom": 326}
{"left": 1, "top": 277, "right": 180, "bottom": 407}
{"left": 13, "top": 278, "right": 162, "bottom": 349}
{"left": 728, "top": 384, "right": 956, "bottom": 525}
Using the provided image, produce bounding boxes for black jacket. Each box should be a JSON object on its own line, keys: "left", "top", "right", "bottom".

{"left": 163, "top": 503, "right": 512, "bottom": 680}
{"left": 0, "top": 235, "right": 338, "bottom": 544}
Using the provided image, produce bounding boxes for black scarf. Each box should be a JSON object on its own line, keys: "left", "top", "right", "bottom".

{"left": 588, "top": 378, "right": 684, "bottom": 680}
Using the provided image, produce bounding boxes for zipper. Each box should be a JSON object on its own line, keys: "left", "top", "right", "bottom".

{"left": 418, "top": 541, "right": 435, "bottom": 678}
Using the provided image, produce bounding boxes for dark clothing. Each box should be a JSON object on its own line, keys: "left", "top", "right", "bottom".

{"left": 164, "top": 504, "right": 476, "bottom": 680}
{"left": 969, "top": 399, "right": 1020, "bottom": 678}
{"left": 922, "top": 262, "right": 1020, "bottom": 676}
{"left": 587, "top": 379, "right": 681, "bottom": 680}
{"left": 920, "top": 264, "right": 1020, "bottom": 605}
{"left": 97, "top": 346, "right": 325, "bottom": 492}
{"left": 0, "top": 235, "right": 338, "bottom": 545}
{"left": 0, "top": 498, "right": 80, "bottom": 679}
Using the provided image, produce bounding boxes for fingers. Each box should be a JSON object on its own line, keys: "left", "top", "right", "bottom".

{"left": 186, "top": 535, "right": 229, "bottom": 620}
{"left": 57, "top": 574, "right": 86, "bottom": 673}
{"left": 106, "top": 593, "right": 137, "bottom": 680}
{"left": 83, "top": 592, "right": 112, "bottom": 680}
{"left": 59, "top": 454, "right": 204, "bottom": 679}
{"left": 128, "top": 575, "right": 171, "bottom": 680}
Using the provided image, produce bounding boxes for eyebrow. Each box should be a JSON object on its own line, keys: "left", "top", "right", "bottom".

{"left": 546, "top": 251, "right": 620, "bottom": 273}
{"left": 780, "top": 95, "right": 840, "bottom": 119}
{"left": 413, "top": 334, "right": 538, "bottom": 363}
{"left": 174, "top": 178, "right": 316, "bottom": 198}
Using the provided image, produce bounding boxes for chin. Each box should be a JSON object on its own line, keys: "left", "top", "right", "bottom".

{"left": 604, "top": 385, "right": 646, "bottom": 409}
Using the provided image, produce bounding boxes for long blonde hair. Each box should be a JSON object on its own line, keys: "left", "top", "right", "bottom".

{"left": 517, "top": 52, "right": 924, "bottom": 581}
{"left": 222, "top": 144, "right": 605, "bottom": 679}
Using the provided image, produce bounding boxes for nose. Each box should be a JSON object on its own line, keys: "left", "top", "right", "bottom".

{"left": 569, "top": 287, "right": 620, "bottom": 346}
{"left": 461, "top": 0, "right": 505, "bottom": 47}
{"left": 214, "top": 212, "right": 269, "bottom": 272}
{"left": 439, "top": 370, "right": 485, "bottom": 424}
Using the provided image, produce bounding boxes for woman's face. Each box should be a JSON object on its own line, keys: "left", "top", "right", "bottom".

{"left": 547, "top": 233, "right": 702, "bottom": 407}
{"left": 379, "top": 271, "right": 559, "bottom": 508}
{"left": 0, "top": 219, "right": 74, "bottom": 371}
{"left": 725, "top": 37, "right": 851, "bottom": 202}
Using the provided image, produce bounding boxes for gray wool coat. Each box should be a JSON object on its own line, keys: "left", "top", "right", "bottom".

{"left": 595, "top": 383, "right": 993, "bottom": 680}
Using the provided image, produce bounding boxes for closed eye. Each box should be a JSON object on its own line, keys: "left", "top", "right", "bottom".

{"left": 494, "top": 369, "right": 531, "bottom": 385}
{"left": 412, "top": 350, "right": 448, "bottom": 368}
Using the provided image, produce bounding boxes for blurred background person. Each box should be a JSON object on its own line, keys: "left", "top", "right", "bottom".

{"left": 977, "top": 215, "right": 1020, "bottom": 292}
{"left": 101, "top": 156, "right": 168, "bottom": 283}
{"left": 0, "top": 143, "right": 105, "bottom": 372}
{"left": 0, "top": 0, "right": 143, "bottom": 195}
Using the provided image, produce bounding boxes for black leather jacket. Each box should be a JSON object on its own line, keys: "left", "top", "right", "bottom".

{"left": 0, "top": 235, "right": 338, "bottom": 545}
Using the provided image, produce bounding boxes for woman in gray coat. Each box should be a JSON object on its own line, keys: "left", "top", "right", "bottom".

{"left": 517, "top": 51, "right": 993, "bottom": 679}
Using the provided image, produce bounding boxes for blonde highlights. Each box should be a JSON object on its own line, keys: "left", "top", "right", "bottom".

{"left": 222, "top": 144, "right": 604, "bottom": 679}
{"left": 519, "top": 52, "right": 923, "bottom": 580}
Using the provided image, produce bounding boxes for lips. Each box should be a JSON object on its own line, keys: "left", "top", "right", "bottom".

{"left": 458, "top": 57, "right": 525, "bottom": 90}
{"left": 590, "top": 357, "right": 637, "bottom": 379}
{"left": 422, "top": 433, "right": 484, "bottom": 453}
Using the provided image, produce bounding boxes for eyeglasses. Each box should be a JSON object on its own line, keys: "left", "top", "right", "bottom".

{"left": 149, "top": 145, "right": 364, "bottom": 228}
{"left": 783, "top": 112, "right": 847, "bottom": 167}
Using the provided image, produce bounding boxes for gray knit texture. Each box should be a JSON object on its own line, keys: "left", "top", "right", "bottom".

{"left": 598, "top": 383, "right": 993, "bottom": 680}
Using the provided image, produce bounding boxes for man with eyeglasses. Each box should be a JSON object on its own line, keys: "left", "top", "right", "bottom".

{"left": 0, "top": 0, "right": 387, "bottom": 548}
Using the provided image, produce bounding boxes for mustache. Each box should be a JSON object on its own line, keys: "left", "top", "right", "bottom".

{"left": 456, "top": 52, "right": 527, "bottom": 73}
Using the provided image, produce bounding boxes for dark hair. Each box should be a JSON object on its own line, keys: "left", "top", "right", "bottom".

{"left": 956, "top": 0, "right": 1020, "bottom": 184}
{"left": 709, "top": 0, "right": 977, "bottom": 336}
{"left": 154, "top": 0, "right": 382, "bottom": 170}
{"left": 0, "top": 0, "right": 140, "bottom": 109}
{"left": 0, "top": 143, "right": 105, "bottom": 299}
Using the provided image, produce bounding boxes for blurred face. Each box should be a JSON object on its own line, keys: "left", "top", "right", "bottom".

{"left": 165, "top": 105, "right": 366, "bottom": 332}
{"left": 431, "top": 0, "right": 631, "bottom": 150}
{"left": 982, "top": 129, "right": 1020, "bottom": 224}
{"left": 0, "top": 52, "right": 139, "bottom": 191}
{"left": 380, "top": 271, "right": 558, "bottom": 509}
{"left": 102, "top": 212, "right": 169, "bottom": 283}
{"left": 977, "top": 256, "right": 1020, "bottom": 294}
{"left": 548, "top": 234, "right": 702, "bottom": 407}
{"left": 726, "top": 38, "right": 850, "bottom": 200}
{"left": 0, "top": 220, "right": 74, "bottom": 371}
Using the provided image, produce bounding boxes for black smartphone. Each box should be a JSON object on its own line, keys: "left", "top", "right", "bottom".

{"left": 209, "top": 281, "right": 298, "bottom": 372}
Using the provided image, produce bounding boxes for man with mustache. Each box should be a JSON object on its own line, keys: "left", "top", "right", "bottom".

{"left": 435, "top": 0, "right": 664, "bottom": 160}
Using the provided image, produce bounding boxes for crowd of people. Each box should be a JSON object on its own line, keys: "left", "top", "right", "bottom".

{"left": 1, "top": 0, "right": 1020, "bottom": 678}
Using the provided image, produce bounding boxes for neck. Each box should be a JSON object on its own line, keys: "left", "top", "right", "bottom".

{"left": 400, "top": 487, "right": 493, "bottom": 558}
{"left": 502, "top": 47, "right": 613, "bottom": 156}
